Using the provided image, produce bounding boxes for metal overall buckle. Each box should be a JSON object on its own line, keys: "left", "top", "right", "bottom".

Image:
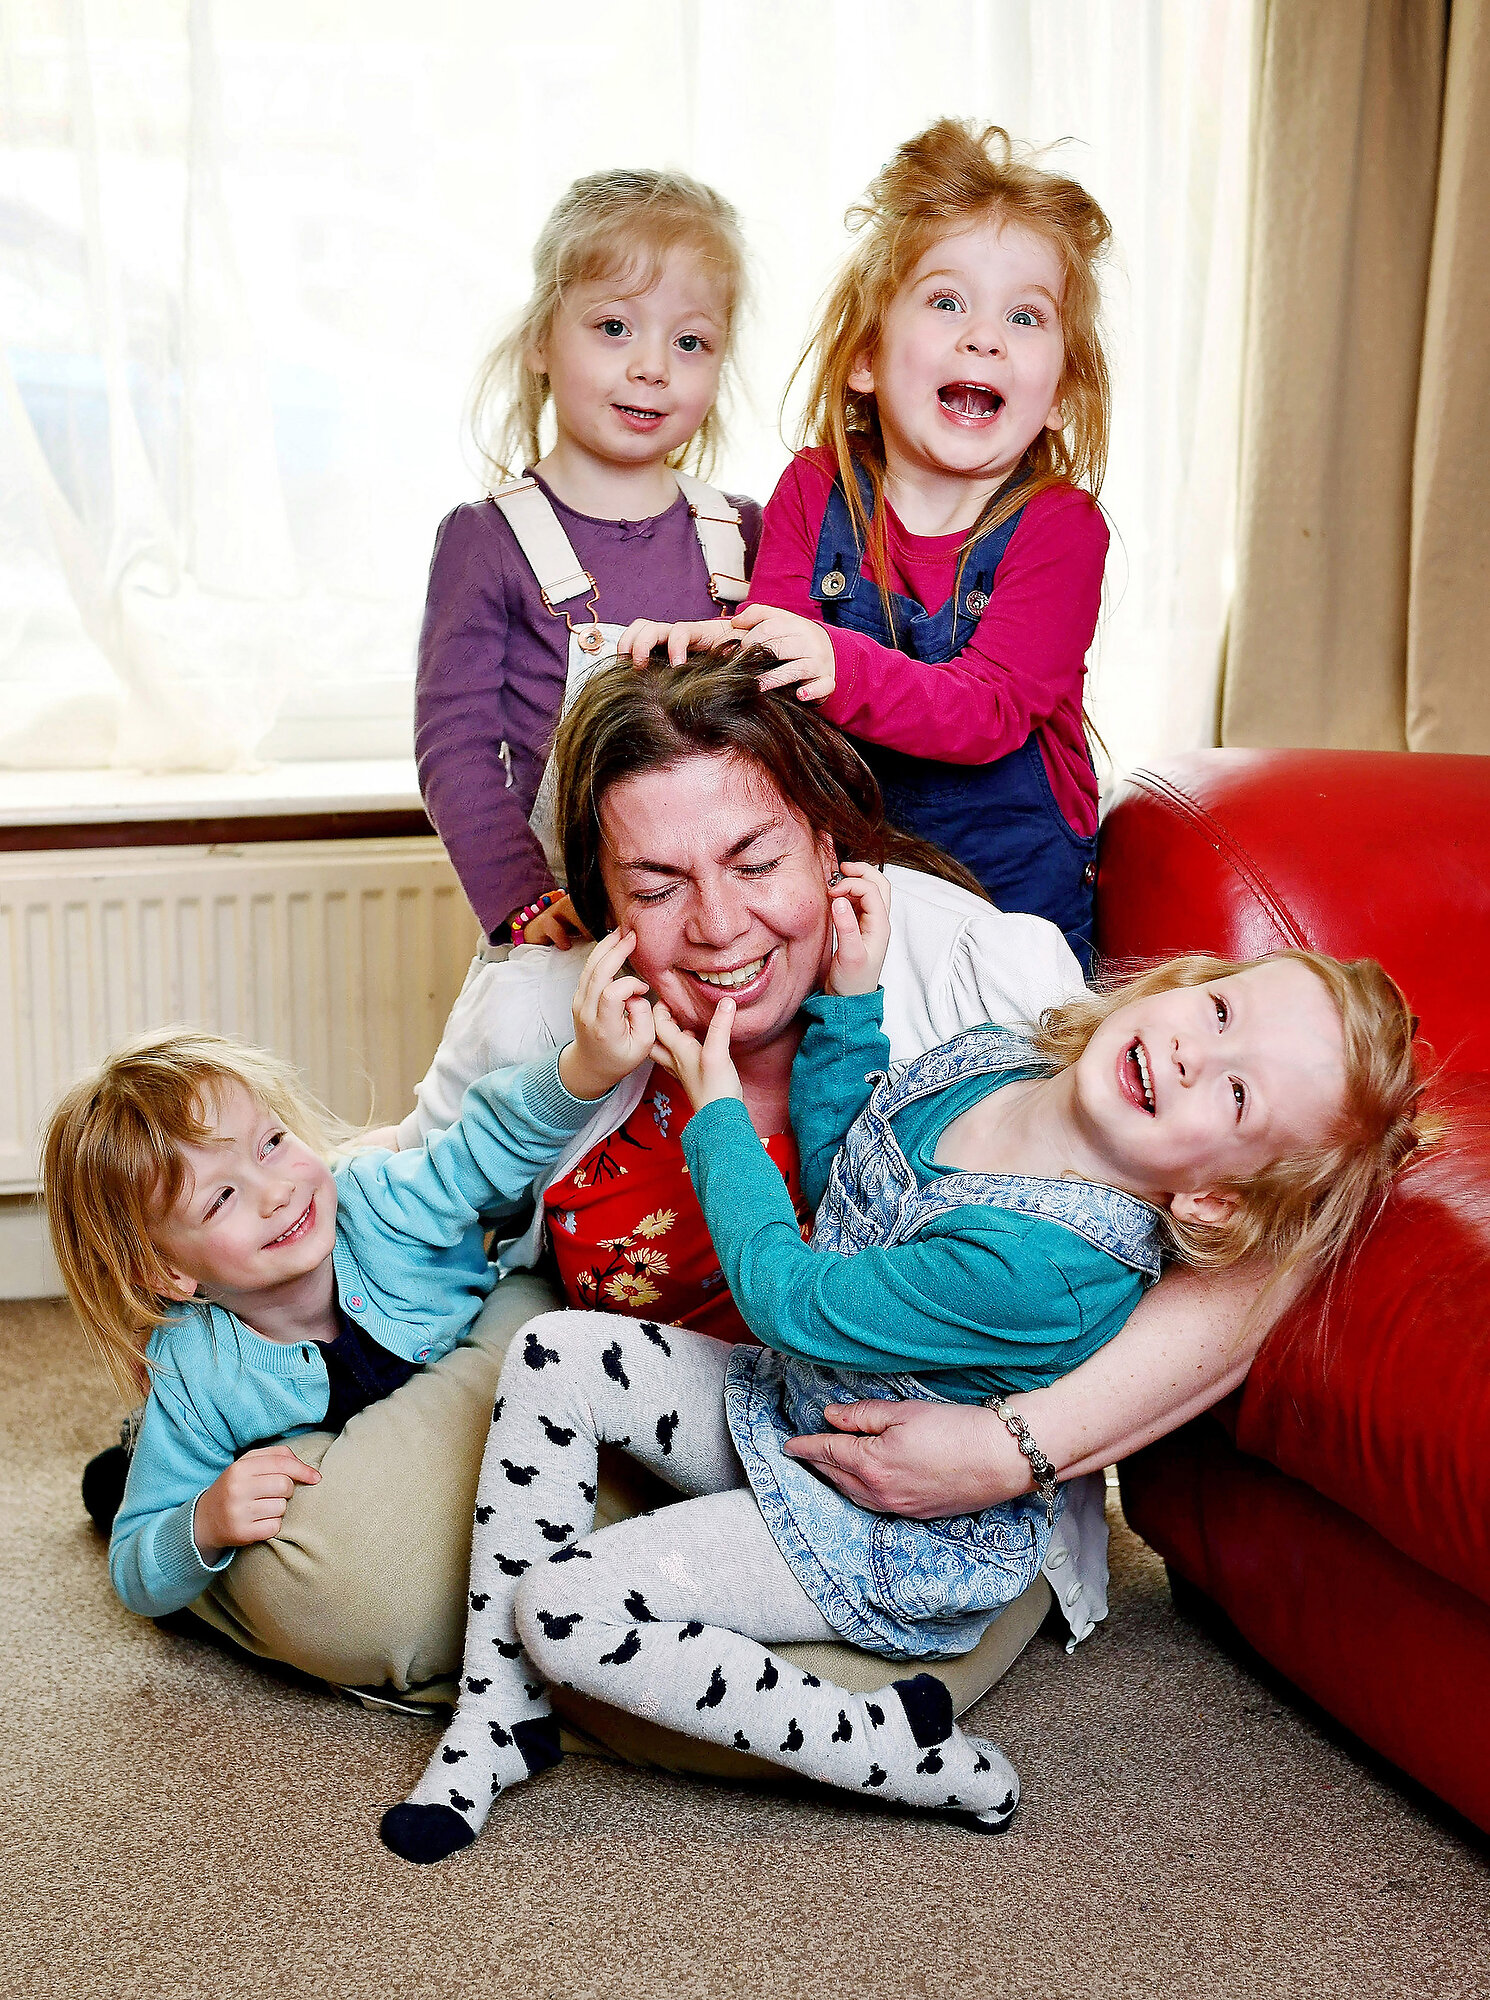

{"left": 540, "top": 575, "right": 607, "bottom": 653}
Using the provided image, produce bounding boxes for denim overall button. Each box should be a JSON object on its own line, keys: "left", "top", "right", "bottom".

{"left": 820, "top": 569, "right": 847, "bottom": 597}
{"left": 964, "top": 588, "right": 989, "bottom": 615}
{"left": 576, "top": 624, "right": 607, "bottom": 654}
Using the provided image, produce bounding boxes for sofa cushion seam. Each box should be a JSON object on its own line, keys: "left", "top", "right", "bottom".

{"left": 1127, "top": 769, "right": 1310, "bottom": 948}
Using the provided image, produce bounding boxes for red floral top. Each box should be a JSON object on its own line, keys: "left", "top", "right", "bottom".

{"left": 543, "top": 1073, "right": 807, "bottom": 1344}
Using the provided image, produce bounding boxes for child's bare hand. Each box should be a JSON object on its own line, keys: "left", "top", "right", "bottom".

{"left": 523, "top": 893, "right": 590, "bottom": 950}
{"left": 615, "top": 617, "right": 736, "bottom": 667}
{"left": 731, "top": 604, "right": 836, "bottom": 702}
{"left": 825, "top": 862, "right": 892, "bottom": 996}
{"left": 558, "top": 929, "right": 656, "bottom": 1100}
{"left": 193, "top": 1445, "right": 321, "bottom": 1562}
{"left": 650, "top": 997, "right": 742, "bottom": 1111}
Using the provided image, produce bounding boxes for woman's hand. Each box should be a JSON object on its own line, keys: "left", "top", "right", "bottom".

{"left": 825, "top": 862, "right": 891, "bottom": 997}
{"left": 616, "top": 617, "right": 736, "bottom": 667}
{"left": 732, "top": 603, "right": 836, "bottom": 702}
{"left": 193, "top": 1445, "right": 322, "bottom": 1563}
{"left": 558, "top": 929, "right": 656, "bottom": 1101}
{"left": 785, "top": 1257, "right": 1294, "bottom": 1518}
{"left": 650, "top": 996, "right": 742, "bottom": 1111}
{"left": 782, "top": 1400, "right": 1027, "bottom": 1519}
{"left": 523, "top": 893, "right": 590, "bottom": 950}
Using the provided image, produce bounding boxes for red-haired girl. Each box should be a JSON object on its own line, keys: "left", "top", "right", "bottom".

{"left": 624, "top": 121, "right": 1114, "bottom": 970}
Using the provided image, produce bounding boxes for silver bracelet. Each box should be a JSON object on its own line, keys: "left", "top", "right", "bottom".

{"left": 983, "top": 1395, "right": 1060, "bottom": 1527}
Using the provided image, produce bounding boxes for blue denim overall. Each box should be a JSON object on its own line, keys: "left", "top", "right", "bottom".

{"left": 811, "top": 466, "right": 1098, "bottom": 971}
{"left": 723, "top": 1026, "right": 1162, "bottom": 1658}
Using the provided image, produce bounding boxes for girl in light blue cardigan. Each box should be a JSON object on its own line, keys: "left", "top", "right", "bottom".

{"left": 42, "top": 932, "right": 653, "bottom": 1627}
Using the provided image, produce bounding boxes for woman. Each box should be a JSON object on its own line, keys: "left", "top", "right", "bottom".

{"left": 189, "top": 651, "right": 1281, "bottom": 1767}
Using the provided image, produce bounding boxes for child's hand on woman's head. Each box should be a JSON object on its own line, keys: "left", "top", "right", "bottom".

{"left": 650, "top": 996, "right": 742, "bottom": 1112}
{"left": 192, "top": 1444, "right": 321, "bottom": 1564}
{"left": 558, "top": 929, "right": 657, "bottom": 1101}
{"left": 730, "top": 603, "right": 836, "bottom": 702}
{"left": 615, "top": 606, "right": 835, "bottom": 701}
{"left": 825, "top": 862, "right": 892, "bottom": 997}
{"left": 616, "top": 616, "right": 737, "bottom": 668}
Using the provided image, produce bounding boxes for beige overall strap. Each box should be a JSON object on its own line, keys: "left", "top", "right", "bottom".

{"left": 674, "top": 471, "right": 750, "bottom": 604}
{"left": 487, "top": 477, "right": 594, "bottom": 608}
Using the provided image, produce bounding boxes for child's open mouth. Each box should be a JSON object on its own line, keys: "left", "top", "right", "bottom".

{"left": 267, "top": 1196, "right": 316, "bottom": 1248}
{"left": 937, "top": 383, "right": 1004, "bottom": 423}
{"left": 1122, "top": 1038, "right": 1156, "bottom": 1114}
{"left": 614, "top": 403, "right": 667, "bottom": 431}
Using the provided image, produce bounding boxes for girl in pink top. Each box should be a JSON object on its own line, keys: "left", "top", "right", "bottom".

{"left": 623, "top": 122, "right": 1113, "bottom": 969}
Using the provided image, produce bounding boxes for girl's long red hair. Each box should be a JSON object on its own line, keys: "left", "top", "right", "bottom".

{"left": 792, "top": 119, "right": 1113, "bottom": 637}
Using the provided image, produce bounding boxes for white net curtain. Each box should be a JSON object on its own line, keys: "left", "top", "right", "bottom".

{"left": 1, "top": 0, "right": 1252, "bottom": 779}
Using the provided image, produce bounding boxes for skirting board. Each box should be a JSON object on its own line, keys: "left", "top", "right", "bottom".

{"left": 1, "top": 1195, "right": 61, "bottom": 1299}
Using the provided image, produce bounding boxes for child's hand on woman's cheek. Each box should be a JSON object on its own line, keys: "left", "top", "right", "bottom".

{"left": 824, "top": 862, "right": 891, "bottom": 997}
{"left": 651, "top": 996, "right": 742, "bottom": 1111}
{"left": 559, "top": 929, "right": 657, "bottom": 1101}
{"left": 732, "top": 604, "right": 837, "bottom": 702}
{"left": 193, "top": 1445, "right": 321, "bottom": 1564}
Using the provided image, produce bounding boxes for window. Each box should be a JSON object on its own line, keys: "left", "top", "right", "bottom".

{"left": 1, "top": 0, "right": 1252, "bottom": 783}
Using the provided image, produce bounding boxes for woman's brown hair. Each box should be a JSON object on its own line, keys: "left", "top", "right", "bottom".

{"left": 793, "top": 118, "right": 1113, "bottom": 635}
{"left": 553, "top": 646, "right": 988, "bottom": 939}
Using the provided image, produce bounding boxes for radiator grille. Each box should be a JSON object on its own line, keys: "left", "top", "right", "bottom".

{"left": 0, "top": 838, "right": 477, "bottom": 1193}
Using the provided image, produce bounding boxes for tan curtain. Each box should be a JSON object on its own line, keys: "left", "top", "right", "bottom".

{"left": 1221, "top": 0, "right": 1490, "bottom": 751}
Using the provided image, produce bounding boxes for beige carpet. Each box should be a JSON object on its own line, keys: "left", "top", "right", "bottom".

{"left": 4, "top": 1297, "right": 1487, "bottom": 2000}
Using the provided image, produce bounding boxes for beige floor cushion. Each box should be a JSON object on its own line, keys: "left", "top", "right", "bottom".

{"left": 193, "top": 1274, "right": 1051, "bottom": 1776}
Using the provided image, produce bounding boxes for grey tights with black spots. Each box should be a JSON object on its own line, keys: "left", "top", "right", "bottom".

{"left": 378, "top": 1312, "right": 1019, "bottom": 1864}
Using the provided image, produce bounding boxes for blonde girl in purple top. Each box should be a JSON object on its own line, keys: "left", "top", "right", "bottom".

{"left": 415, "top": 169, "right": 763, "bottom": 945}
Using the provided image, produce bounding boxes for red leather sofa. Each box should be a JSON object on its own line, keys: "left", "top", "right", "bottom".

{"left": 1095, "top": 750, "right": 1490, "bottom": 1834}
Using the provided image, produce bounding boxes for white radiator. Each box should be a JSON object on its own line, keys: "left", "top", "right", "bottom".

{"left": 0, "top": 836, "right": 478, "bottom": 1199}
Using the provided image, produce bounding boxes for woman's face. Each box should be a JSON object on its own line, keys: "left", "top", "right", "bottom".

{"left": 597, "top": 753, "right": 838, "bottom": 1052}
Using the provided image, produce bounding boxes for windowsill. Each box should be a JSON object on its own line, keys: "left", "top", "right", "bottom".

{"left": 0, "top": 758, "right": 422, "bottom": 828}
{"left": 0, "top": 760, "right": 433, "bottom": 852}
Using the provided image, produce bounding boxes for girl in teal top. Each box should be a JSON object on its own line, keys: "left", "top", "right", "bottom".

{"left": 41, "top": 932, "right": 654, "bottom": 1623}
{"left": 696, "top": 983, "right": 1159, "bottom": 1397}
{"left": 383, "top": 870, "right": 1427, "bottom": 1864}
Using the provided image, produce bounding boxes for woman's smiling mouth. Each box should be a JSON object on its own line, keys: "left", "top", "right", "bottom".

{"left": 266, "top": 1196, "right": 317, "bottom": 1249}
{"left": 685, "top": 951, "right": 774, "bottom": 1001}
